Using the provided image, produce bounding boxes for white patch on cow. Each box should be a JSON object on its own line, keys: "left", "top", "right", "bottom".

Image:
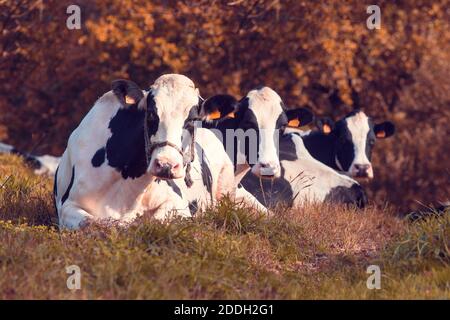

{"left": 165, "top": 128, "right": 236, "bottom": 211}
{"left": 235, "top": 185, "right": 269, "bottom": 213}
{"left": 246, "top": 87, "right": 283, "bottom": 178}
{"left": 345, "top": 111, "right": 373, "bottom": 178}
{"left": 285, "top": 134, "right": 358, "bottom": 205}
{"left": 34, "top": 155, "right": 60, "bottom": 176}
{"left": 0, "top": 142, "right": 14, "bottom": 153}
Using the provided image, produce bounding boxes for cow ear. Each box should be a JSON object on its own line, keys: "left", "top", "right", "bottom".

{"left": 286, "top": 107, "right": 314, "bottom": 128}
{"left": 200, "top": 94, "right": 239, "bottom": 121}
{"left": 374, "top": 121, "right": 395, "bottom": 139}
{"left": 315, "top": 117, "right": 335, "bottom": 134}
{"left": 111, "top": 79, "right": 144, "bottom": 107}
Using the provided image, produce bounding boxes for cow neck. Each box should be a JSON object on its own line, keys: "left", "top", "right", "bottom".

{"left": 303, "top": 131, "right": 337, "bottom": 170}
{"left": 202, "top": 117, "right": 260, "bottom": 181}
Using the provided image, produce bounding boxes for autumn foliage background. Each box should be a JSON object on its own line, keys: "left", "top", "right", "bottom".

{"left": 0, "top": 0, "right": 449, "bottom": 212}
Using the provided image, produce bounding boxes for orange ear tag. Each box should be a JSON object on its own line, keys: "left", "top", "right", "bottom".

{"left": 376, "top": 131, "right": 386, "bottom": 138}
{"left": 207, "top": 110, "right": 222, "bottom": 120}
{"left": 287, "top": 118, "right": 300, "bottom": 127}
{"left": 323, "top": 124, "right": 332, "bottom": 134}
{"left": 125, "top": 96, "right": 136, "bottom": 104}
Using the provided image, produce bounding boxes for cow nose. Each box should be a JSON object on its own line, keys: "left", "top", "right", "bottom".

{"left": 354, "top": 164, "right": 371, "bottom": 177}
{"left": 258, "top": 162, "right": 280, "bottom": 177}
{"left": 151, "top": 159, "right": 181, "bottom": 179}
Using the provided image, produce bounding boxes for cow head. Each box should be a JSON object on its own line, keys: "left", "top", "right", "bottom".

{"left": 316, "top": 110, "right": 395, "bottom": 179}
{"left": 111, "top": 74, "right": 201, "bottom": 180}
{"left": 201, "top": 87, "right": 313, "bottom": 179}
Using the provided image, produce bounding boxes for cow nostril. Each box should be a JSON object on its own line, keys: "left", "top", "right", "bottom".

{"left": 260, "top": 162, "right": 269, "bottom": 168}
{"left": 155, "top": 160, "right": 163, "bottom": 169}
{"left": 355, "top": 164, "right": 370, "bottom": 171}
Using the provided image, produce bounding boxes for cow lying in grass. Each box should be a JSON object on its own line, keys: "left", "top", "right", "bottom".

{"left": 0, "top": 142, "right": 59, "bottom": 176}
{"left": 247, "top": 109, "right": 395, "bottom": 209}
{"left": 54, "top": 74, "right": 235, "bottom": 229}
{"left": 200, "top": 87, "right": 314, "bottom": 211}
{"left": 240, "top": 132, "right": 368, "bottom": 208}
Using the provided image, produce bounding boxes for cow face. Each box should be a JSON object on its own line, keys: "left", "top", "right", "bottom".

{"left": 317, "top": 110, "right": 395, "bottom": 179}
{"left": 201, "top": 87, "right": 313, "bottom": 179}
{"left": 111, "top": 74, "right": 201, "bottom": 180}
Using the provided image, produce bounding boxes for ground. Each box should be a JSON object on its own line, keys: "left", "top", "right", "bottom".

{"left": 0, "top": 154, "right": 448, "bottom": 299}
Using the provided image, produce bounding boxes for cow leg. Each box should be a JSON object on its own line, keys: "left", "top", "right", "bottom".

{"left": 235, "top": 185, "right": 270, "bottom": 214}
{"left": 59, "top": 201, "right": 95, "bottom": 230}
{"left": 152, "top": 198, "right": 192, "bottom": 221}
{"left": 215, "top": 162, "right": 237, "bottom": 200}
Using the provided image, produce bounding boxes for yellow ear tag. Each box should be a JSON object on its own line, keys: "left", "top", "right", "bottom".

{"left": 376, "top": 131, "right": 386, "bottom": 138}
{"left": 287, "top": 118, "right": 300, "bottom": 127}
{"left": 323, "top": 124, "right": 332, "bottom": 134}
{"left": 226, "top": 112, "right": 235, "bottom": 119}
{"left": 125, "top": 95, "right": 136, "bottom": 104}
{"left": 207, "top": 110, "right": 222, "bottom": 120}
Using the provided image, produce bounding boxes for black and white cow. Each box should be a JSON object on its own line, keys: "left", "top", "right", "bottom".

{"left": 240, "top": 132, "right": 368, "bottom": 208}
{"left": 0, "top": 142, "right": 60, "bottom": 176}
{"left": 301, "top": 110, "right": 395, "bottom": 179}
{"left": 54, "top": 74, "right": 235, "bottom": 229}
{"left": 199, "top": 87, "right": 314, "bottom": 209}
{"left": 407, "top": 201, "right": 449, "bottom": 222}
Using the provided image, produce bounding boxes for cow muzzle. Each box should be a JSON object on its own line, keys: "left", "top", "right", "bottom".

{"left": 147, "top": 142, "right": 185, "bottom": 179}
{"left": 150, "top": 158, "right": 182, "bottom": 179}
{"left": 351, "top": 163, "right": 373, "bottom": 179}
{"left": 252, "top": 161, "right": 281, "bottom": 179}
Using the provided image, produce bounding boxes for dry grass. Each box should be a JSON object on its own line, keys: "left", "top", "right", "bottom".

{"left": 0, "top": 154, "right": 448, "bottom": 299}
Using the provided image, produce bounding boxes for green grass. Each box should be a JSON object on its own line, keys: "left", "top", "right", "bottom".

{"left": 0, "top": 154, "right": 448, "bottom": 299}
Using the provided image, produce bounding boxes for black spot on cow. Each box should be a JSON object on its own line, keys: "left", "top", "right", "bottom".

{"left": 189, "top": 200, "right": 199, "bottom": 216}
{"left": 240, "top": 167, "right": 295, "bottom": 208}
{"left": 324, "top": 183, "right": 367, "bottom": 208}
{"left": 91, "top": 147, "right": 106, "bottom": 167}
{"left": 53, "top": 166, "right": 59, "bottom": 197}
{"left": 11, "top": 148, "right": 42, "bottom": 170}
{"left": 61, "top": 166, "right": 75, "bottom": 205}
{"left": 303, "top": 129, "right": 342, "bottom": 171}
{"left": 279, "top": 133, "right": 300, "bottom": 162}
{"left": 53, "top": 166, "right": 59, "bottom": 212}
{"left": 166, "top": 180, "right": 182, "bottom": 198}
{"left": 333, "top": 120, "right": 356, "bottom": 171}
{"left": 198, "top": 144, "right": 213, "bottom": 195}
{"left": 105, "top": 81, "right": 158, "bottom": 179}
{"left": 105, "top": 104, "right": 148, "bottom": 179}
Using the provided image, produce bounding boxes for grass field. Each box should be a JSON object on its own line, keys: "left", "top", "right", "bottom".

{"left": 0, "top": 154, "right": 448, "bottom": 299}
